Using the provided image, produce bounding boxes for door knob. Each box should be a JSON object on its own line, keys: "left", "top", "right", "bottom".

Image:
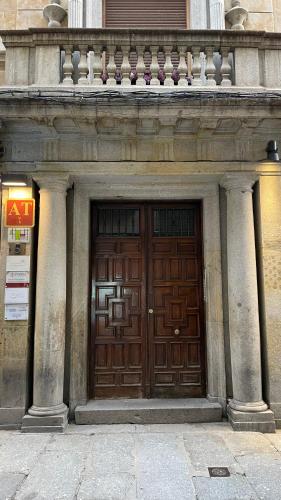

{"left": 174, "top": 329, "right": 180, "bottom": 336}
{"left": 148, "top": 309, "right": 154, "bottom": 314}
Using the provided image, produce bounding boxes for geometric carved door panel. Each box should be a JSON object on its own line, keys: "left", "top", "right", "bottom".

{"left": 90, "top": 203, "right": 205, "bottom": 399}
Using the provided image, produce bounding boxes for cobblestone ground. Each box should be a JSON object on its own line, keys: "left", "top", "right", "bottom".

{"left": 0, "top": 422, "right": 281, "bottom": 499}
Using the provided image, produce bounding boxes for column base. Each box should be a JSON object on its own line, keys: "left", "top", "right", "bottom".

{"left": 21, "top": 407, "right": 68, "bottom": 433}
{"left": 227, "top": 406, "right": 276, "bottom": 433}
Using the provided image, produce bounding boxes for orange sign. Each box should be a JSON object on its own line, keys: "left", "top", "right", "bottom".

{"left": 5, "top": 199, "right": 35, "bottom": 228}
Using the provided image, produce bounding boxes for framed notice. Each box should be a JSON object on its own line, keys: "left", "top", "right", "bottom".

{"left": 5, "top": 304, "right": 29, "bottom": 321}
{"left": 4, "top": 287, "right": 29, "bottom": 305}
{"left": 8, "top": 228, "right": 31, "bottom": 243}
{"left": 6, "top": 255, "right": 30, "bottom": 272}
{"left": 6, "top": 271, "right": 30, "bottom": 284}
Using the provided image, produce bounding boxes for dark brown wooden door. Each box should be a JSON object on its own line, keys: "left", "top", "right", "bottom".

{"left": 148, "top": 205, "right": 205, "bottom": 397}
{"left": 90, "top": 203, "right": 205, "bottom": 399}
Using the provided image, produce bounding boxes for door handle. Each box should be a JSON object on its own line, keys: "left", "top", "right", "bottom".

{"left": 174, "top": 329, "right": 180, "bottom": 336}
{"left": 148, "top": 309, "right": 154, "bottom": 314}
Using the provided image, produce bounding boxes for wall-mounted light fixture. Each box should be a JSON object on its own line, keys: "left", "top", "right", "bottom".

{"left": 266, "top": 141, "right": 280, "bottom": 162}
{"left": 1, "top": 175, "right": 28, "bottom": 187}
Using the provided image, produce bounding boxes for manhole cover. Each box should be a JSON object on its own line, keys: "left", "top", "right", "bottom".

{"left": 208, "top": 467, "right": 230, "bottom": 478}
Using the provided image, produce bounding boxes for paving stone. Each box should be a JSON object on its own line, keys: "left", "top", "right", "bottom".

{"left": 135, "top": 423, "right": 205, "bottom": 433}
{"left": 46, "top": 434, "right": 94, "bottom": 452}
{"left": 136, "top": 433, "right": 196, "bottom": 500}
{"left": 77, "top": 474, "right": 136, "bottom": 500}
{"left": 0, "top": 472, "right": 26, "bottom": 500}
{"left": 66, "top": 423, "right": 137, "bottom": 434}
{"left": 183, "top": 432, "right": 237, "bottom": 470}
{"left": 237, "top": 453, "right": 281, "bottom": 500}
{"left": 222, "top": 431, "right": 277, "bottom": 456}
{"left": 15, "top": 451, "right": 85, "bottom": 500}
{"left": 193, "top": 475, "right": 258, "bottom": 500}
{"left": 0, "top": 434, "right": 51, "bottom": 474}
{"left": 265, "top": 432, "right": 281, "bottom": 452}
{"left": 85, "top": 434, "right": 135, "bottom": 476}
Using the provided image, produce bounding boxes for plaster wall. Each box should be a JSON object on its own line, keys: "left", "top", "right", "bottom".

{"left": 256, "top": 175, "right": 281, "bottom": 429}
{"left": 0, "top": 0, "right": 281, "bottom": 31}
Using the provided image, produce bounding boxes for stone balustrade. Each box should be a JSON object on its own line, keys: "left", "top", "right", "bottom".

{"left": 1, "top": 28, "right": 281, "bottom": 88}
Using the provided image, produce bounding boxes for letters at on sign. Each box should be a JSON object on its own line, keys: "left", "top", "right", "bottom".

{"left": 5, "top": 199, "right": 35, "bottom": 227}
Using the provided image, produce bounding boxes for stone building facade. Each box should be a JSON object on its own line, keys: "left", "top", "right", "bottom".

{"left": 0, "top": 0, "right": 281, "bottom": 433}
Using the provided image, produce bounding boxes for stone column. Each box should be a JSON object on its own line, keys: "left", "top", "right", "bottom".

{"left": 190, "top": 0, "right": 207, "bottom": 28}
{"left": 221, "top": 174, "right": 275, "bottom": 432}
{"left": 86, "top": 0, "right": 103, "bottom": 27}
{"left": 68, "top": 0, "right": 83, "bottom": 27}
{"left": 209, "top": 0, "right": 225, "bottom": 29}
{"left": 22, "top": 176, "right": 69, "bottom": 433}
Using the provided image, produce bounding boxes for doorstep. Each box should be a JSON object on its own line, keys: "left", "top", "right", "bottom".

{"left": 75, "top": 398, "right": 222, "bottom": 425}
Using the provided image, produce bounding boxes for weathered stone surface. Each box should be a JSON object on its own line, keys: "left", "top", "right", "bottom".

{"left": 136, "top": 433, "right": 196, "bottom": 500}
{"left": 193, "top": 476, "right": 258, "bottom": 500}
{"left": 0, "top": 433, "right": 50, "bottom": 474}
{"left": 77, "top": 475, "right": 136, "bottom": 500}
{"left": 85, "top": 434, "right": 135, "bottom": 476}
{"left": 75, "top": 398, "right": 222, "bottom": 425}
{"left": 0, "top": 472, "right": 25, "bottom": 500}
{"left": 0, "top": 425, "right": 280, "bottom": 498}
{"left": 237, "top": 454, "right": 281, "bottom": 500}
{"left": 15, "top": 451, "right": 85, "bottom": 500}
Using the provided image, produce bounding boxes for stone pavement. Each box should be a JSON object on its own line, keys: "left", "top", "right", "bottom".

{"left": 0, "top": 422, "right": 281, "bottom": 500}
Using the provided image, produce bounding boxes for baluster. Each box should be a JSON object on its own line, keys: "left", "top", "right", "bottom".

{"left": 191, "top": 46, "right": 203, "bottom": 86}
{"left": 164, "top": 45, "right": 174, "bottom": 86}
{"left": 135, "top": 45, "right": 146, "bottom": 86}
{"left": 107, "top": 46, "right": 117, "bottom": 86}
{"left": 78, "top": 46, "right": 89, "bottom": 85}
{"left": 121, "top": 45, "right": 131, "bottom": 86}
{"left": 205, "top": 47, "right": 216, "bottom": 86}
{"left": 177, "top": 46, "right": 188, "bottom": 87}
{"left": 92, "top": 44, "right": 103, "bottom": 86}
{"left": 220, "top": 47, "right": 232, "bottom": 87}
{"left": 150, "top": 45, "right": 160, "bottom": 86}
{"left": 62, "top": 45, "right": 74, "bottom": 85}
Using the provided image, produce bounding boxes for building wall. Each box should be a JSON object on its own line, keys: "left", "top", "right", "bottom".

{"left": 0, "top": 0, "right": 281, "bottom": 31}
{"left": 0, "top": 0, "right": 68, "bottom": 30}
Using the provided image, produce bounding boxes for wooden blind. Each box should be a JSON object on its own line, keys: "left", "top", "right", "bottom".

{"left": 105, "top": 0, "right": 187, "bottom": 29}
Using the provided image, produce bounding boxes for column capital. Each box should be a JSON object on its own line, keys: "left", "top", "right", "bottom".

{"left": 33, "top": 175, "right": 71, "bottom": 193}
{"left": 220, "top": 173, "right": 258, "bottom": 193}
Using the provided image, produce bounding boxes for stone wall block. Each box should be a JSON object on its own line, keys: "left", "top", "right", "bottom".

{"left": 234, "top": 48, "right": 260, "bottom": 87}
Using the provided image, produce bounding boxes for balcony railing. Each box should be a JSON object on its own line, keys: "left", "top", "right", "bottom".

{"left": 1, "top": 28, "right": 281, "bottom": 89}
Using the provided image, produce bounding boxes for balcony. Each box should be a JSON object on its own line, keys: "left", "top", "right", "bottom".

{"left": 0, "top": 28, "right": 281, "bottom": 91}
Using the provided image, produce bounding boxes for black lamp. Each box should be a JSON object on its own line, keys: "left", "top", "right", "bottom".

{"left": 266, "top": 141, "right": 280, "bottom": 162}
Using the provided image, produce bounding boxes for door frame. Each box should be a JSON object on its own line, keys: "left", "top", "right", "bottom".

{"left": 69, "top": 181, "right": 226, "bottom": 414}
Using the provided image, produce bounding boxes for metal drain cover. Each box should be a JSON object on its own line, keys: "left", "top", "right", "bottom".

{"left": 208, "top": 467, "right": 230, "bottom": 478}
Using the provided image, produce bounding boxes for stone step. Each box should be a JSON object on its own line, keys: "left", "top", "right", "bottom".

{"left": 75, "top": 398, "right": 222, "bottom": 425}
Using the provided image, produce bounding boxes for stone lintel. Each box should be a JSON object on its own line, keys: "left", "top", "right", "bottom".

{"left": 228, "top": 407, "right": 276, "bottom": 433}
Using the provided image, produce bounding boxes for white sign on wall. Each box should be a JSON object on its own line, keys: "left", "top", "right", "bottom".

{"left": 6, "top": 255, "right": 30, "bottom": 272}
{"left": 6, "top": 271, "right": 30, "bottom": 284}
{"left": 4, "top": 287, "right": 29, "bottom": 305}
{"left": 5, "top": 304, "right": 29, "bottom": 321}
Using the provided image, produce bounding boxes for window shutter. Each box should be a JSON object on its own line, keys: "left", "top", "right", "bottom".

{"left": 105, "top": 0, "right": 187, "bottom": 29}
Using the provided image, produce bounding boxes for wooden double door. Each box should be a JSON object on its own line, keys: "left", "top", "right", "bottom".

{"left": 90, "top": 202, "right": 205, "bottom": 399}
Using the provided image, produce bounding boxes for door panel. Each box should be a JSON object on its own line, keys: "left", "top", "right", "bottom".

{"left": 148, "top": 205, "right": 205, "bottom": 398}
{"left": 90, "top": 202, "right": 205, "bottom": 399}
{"left": 90, "top": 206, "right": 146, "bottom": 399}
